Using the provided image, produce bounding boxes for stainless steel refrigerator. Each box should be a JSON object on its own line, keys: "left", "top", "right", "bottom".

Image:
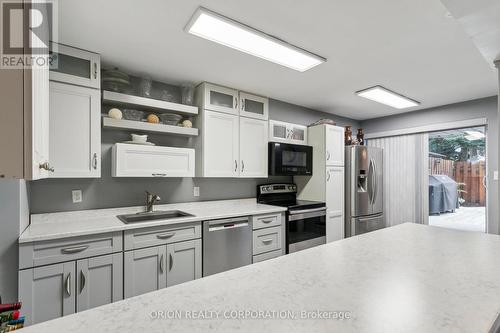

{"left": 345, "top": 146, "right": 384, "bottom": 237}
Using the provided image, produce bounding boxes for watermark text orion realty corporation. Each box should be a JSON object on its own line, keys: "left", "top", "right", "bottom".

{"left": 150, "top": 309, "right": 352, "bottom": 321}
{"left": 1, "top": 0, "right": 58, "bottom": 68}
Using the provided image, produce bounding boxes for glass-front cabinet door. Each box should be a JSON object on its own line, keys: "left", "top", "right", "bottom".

{"left": 239, "top": 92, "right": 269, "bottom": 120}
{"left": 49, "top": 42, "right": 100, "bottom": 89}
{"left": 199, "top": 83, "right": 238, "bottom": 115}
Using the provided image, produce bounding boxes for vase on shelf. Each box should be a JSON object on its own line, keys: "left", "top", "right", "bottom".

{"left": 357, "top": 128, "right": 365, "bottom": 146}
{"left": 345, "top": 126, "right": 353, "bottom": 145}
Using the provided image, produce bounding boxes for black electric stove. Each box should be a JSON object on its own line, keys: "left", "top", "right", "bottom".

{"left": 257, "top": 184, "right": 326, "bottom": 253}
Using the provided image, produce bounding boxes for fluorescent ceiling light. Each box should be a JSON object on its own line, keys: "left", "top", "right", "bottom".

{"left": 464, "top": 130, "right": 485, "bottom": 139}
{"left": 185, "top": 7, "right": 326, "bottom": 72}
{"left": 356, "top": 86, "right": 420, "bottom": 109}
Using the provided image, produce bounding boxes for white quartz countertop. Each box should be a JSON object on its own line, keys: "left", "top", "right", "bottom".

{"left": 19, "top": 198, "right": 287, "bottom": 243}
{"left": 20, "top": 223, "right": 500, "bottom": 333}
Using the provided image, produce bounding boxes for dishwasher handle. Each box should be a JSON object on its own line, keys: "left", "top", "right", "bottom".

{"left": 207, "top": 217, "right": 250, "bottom": 232}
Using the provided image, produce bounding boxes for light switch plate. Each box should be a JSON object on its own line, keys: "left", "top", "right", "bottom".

{"left": 193, "top": 186, "right": 200, "bottom": 197}
{"left": 494, "top": 171, "right": 498, "bottom": 181}
{"left": 72, "top": 190, "right": 82, "bottom": 203}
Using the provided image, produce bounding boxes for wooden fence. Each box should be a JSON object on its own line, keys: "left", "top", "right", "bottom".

{"left": 428, "top": 157, "right": 486, "bottom": 206}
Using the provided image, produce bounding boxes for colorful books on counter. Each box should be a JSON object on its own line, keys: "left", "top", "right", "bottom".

{"left": 0, "top": 302, "right": 24, "bottom": 332}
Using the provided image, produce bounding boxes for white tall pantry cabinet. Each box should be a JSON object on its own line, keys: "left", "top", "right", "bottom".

{"left": 296, "top": 125, "right": 345, "bottom": 242}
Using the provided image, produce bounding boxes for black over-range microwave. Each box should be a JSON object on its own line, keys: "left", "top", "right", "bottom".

{"left": 268, "top": 142, "right": 313, "bottom": 176}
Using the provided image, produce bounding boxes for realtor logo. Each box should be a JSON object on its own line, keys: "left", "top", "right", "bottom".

{"left": 1, "top": 0, "right": 58, "bottom": 68}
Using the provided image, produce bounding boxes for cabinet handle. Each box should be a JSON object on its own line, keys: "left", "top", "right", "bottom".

{"left": 65, "top": 273, "right": 71, "bottom": 296}
{"left": 61, "top": 245, "right": 89, "bottom": 254}
{"left": 234, "top": 160, "right": 238, "bottom": 172}
{"left": 152, "top": 173, "right": 167, "bottom": 177}
{"left": 241, "top": 160, "right": 245, "bottom": 173}
{"left": 156, "top": 232, "right": 175, "bottom": 239}
{"left": 241, "top": 99, "right": 245, "bottom": 110}
{"left": 261, "top": 219, "right": 274, "bottom": 224}
{"left": 92, "top": 153, "right": 98, "bottom": 170}
{"left": 159, "top": 254, "right": 164, "bottom": 273}
{"left": 93, "top": 62, "right": 97, "bottom": 79}
{"left": 326, "top": 151, "right": 331, "bottom": 161}
{"left": 262, "top": 239, "right": 273, "bottom": 244}
{"left": 79, "top": 270, "right": 86, "bottom": 294}
{"left": 169, "top": 253, "right": 173, "bottom": 271}
{"left": 327, "top": 171, "right": 331, "bottom": 181}
{"left": 234, "top": 97, "right": 238, "bottom": 109}
{"left": 39, "top": 162, "right": 55, "bottom": 172}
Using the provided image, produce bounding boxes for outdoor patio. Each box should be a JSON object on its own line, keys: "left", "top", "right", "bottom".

{"left": 429, "top": 206, "right": 486, "bottom": 232}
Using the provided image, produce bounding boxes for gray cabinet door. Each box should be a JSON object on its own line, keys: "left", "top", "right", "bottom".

{"left": 166, "top": 239, "right": 202, "bottom": 287}
{"left": 19, "top": 262, "right": 75, "bottom": 326}
{"left": 76, "top": 253, "right": 123, "bottom": 312}
{"left": 124, "top": 246, "right": 166, "bottom": 298}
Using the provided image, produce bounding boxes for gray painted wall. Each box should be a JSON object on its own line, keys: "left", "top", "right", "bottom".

{"left": 28, "top": 100, "right": 360, "bottom": 214}
{"left": 361, "top": 96, "right": 499, "bottom": 234}
{"left": 0, "top": 180, "right": 29, "bottom": 302}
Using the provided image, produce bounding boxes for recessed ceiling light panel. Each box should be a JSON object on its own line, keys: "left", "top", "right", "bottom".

{"left": 185, "top": 7, "right": 326, "bottom": 72}
{"left": 356, "top": 86, "right": 420, "bottom": 109}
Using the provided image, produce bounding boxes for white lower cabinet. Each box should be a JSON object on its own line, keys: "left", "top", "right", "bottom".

{"left": 49, "top": 81, "right": 101, "bottom": 178}
{"left": 112, "top": 143, "right": 195, "bottom": 177}
{"left": 19, "top": 253, "right": 123, "bottom": 326}
{"left": 239, "top": 117, "right": 268, "bottom": 178}
{"left": 124, "top": 239, "right": 202, "bottom": 298}
{"left": 326, "top": 212, "right": 344, "bottom": 243}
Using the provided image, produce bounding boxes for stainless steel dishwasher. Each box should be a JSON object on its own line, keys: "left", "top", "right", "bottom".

{"left": 203, "top": 216, "right": 252, "bottom": 276}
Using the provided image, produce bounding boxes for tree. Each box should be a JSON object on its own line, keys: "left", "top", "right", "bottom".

{"left": 429, "top": 134, "right": 485, "bottom": 161}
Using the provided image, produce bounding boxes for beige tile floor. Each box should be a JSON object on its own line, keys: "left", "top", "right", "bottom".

{"left": 429, "top": 206, "right": 486, "bottom": 232}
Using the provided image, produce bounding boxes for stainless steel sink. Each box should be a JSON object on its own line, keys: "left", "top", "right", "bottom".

{"left": 117, "top": 210, "right": 194, "bottom": 224}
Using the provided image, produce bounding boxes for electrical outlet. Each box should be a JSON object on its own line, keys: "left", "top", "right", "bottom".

{"left": 193, "top": 186, "right": 200, "bottom": 197}
{"left": 72, "top": 190, "right": 82, "bottom": 203}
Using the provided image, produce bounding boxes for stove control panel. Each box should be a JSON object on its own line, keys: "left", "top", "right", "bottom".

{"left": 258, "top": 184, "right": 297, "bottom": 194}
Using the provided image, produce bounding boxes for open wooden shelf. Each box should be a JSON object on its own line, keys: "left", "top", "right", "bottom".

{"left": 102, "top": 117, "right": 198, "bottom": 137}
{"left": 102, "top": 90, "right": 199, "bottom": 116}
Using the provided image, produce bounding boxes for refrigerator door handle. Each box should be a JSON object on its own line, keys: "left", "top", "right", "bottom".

{"left": 372, "top": 158, "right": 377, "bottom": 206}
{"left": 368, "top": 159, "right": 374, "bottom": 205}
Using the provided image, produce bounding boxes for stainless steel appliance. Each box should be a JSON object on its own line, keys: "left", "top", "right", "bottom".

{"left": 345, "top": 146, "right": 384, "bottom": 237}
{"left": 203, "top": 217, "right": 252, "bottom": 276}
{"left": 257, "top": 183, "right": 326, "bottom": 253}
{"left": 268, "top": 142, "right": 313, "bottom": 176}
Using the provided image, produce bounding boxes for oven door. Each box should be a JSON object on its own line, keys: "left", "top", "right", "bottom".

{"left": 268, "top": 142, "right": 313, "bottom": 176}
{"left": 287, "top": 207, "right": 326, "bottom": 253}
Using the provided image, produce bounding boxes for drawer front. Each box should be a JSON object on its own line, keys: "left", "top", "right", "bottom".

{"left": 124, "top": 222, "right": 201, "bottom": 251}
{"left": 253, "top": 226, "right": 281, "bottom": 255}
{"left": 252, "top": 213, "right": 282, "bottom": 230}
{"left": 253, "top": 249, "right": 282, "bottom": 263}
{"left": 19, "top": 232, "right": 122, "bottom": 269}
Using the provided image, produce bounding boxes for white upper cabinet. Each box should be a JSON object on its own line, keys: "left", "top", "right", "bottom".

{"left": 112, "top": 144, "right": 195, "bottom": 178}
{"left": 196, "top": 82, "right": 239, "bottom": 115}
{"left": 325, "top": 125, "right": 345, "bottom": 166}
{"left": 49, "top": 82, "right": 101, "bottom": 178}
{"left": 199, "top": 110, "right": 240, "bottom": 177}
{"left": 239, "top": 92, "right": 269, "bottom": 120}
{"left": 269, "top": 120, "right": 308, "bottom": 145}
{"left": 49, "top": 43, "right": 101, "bottom": 89}
{"left": 239, "top": 117, "right": 268, "bottom": 178}
{"left": 30, "top": 65, "right": 51, "bottom": 180}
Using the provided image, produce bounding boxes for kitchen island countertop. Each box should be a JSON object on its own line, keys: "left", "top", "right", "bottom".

{"left": 20, "top": 223, "right": 500, "bottom": 332}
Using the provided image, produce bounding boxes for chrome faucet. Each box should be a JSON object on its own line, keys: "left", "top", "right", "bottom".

{"left": 145, "top": 191, "right": 161, "bottom": 212}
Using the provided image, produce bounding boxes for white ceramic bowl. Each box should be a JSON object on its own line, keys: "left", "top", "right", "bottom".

{"left": 131, "top": 134, "right": 148, "bottom": 143}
